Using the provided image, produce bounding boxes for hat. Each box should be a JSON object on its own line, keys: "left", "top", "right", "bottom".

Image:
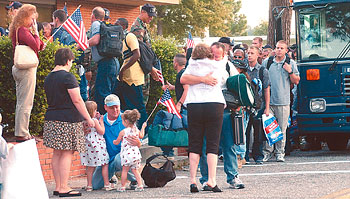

{"left": 142, "top": 3, "right": 156, "bottom": 17}
{"left": 262, "top": 44, "right": 273, "bottom": 49}
{"left": 103, "top": 8, "right": 111, "bottom": 20}
{"left": 104, "top": 94, "right": 120, "bottom": 106}
{"left": 232, "top": 59, "right": 247, "bottom": 70}
{"left": 218, "top": 37, "right": 234, "bottom": 46}
{"left": 6, "top": 1, "right": 22, "bottom": 10}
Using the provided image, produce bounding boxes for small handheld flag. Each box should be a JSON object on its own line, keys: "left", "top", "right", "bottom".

{"left": 158, "top": 89, "right": 182, "bottom": 119}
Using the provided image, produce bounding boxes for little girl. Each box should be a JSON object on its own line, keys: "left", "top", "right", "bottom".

{"left": 80, "top": 101, "right": 112, "bottom": 191}
{"left": 113, "top": 109, "right": 147, "bottom": 192}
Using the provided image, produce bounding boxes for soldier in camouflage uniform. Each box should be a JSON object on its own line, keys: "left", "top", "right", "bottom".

{"left": 130, "top": 3, "right": 160, "bottom": 106}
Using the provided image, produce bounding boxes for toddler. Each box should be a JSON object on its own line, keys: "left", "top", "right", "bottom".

{"left": 113, "top": 109, "right": 146, "bottom": 192}
{"left": 80, "top": 101, "right": 112, "bottom": 191}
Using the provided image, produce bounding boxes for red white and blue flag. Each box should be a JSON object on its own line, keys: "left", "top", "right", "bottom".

{"left": 186, "top": 32, "right": 195, "bottom": 49}
{"left": 158, "top": 89, "right": 182, "bottom": 119}
{"left": 62, "top": 8, "right": 88, "bottom": 50}
{"left": 63, "top": 2, "right": 68, "bottom": 16}
{"left": 156, "top": 70, "right": 165, "bottom": 85}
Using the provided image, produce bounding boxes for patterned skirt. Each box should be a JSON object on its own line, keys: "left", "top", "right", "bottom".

{"left": 43, "top": 120, "right": 86, "bottom": 153}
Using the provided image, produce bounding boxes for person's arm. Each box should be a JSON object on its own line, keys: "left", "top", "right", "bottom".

{"left": 140, "top": 122, "right": 147, "bottom": 139}
{"left": 88, "top": 34, "right": 100, "bottom": 46}
{"left": 88, "top": 21, "right": 100, "bottom": 47}
{"left": 113, "top": 130, "right": 124, "bottom": 145}
{"left": 18, "top": 27, "right": 42, "bottom": 53}
{"left": 176, "top": 84, "right": 189, "bottom": 112}
{"left": 94, "top": 115, "right": 105, "bottom": 135}
{"left": 124, "top": 134, "right": 141, "bottom": 148}
{"left": 180, "top": 72, "right": 218, "bottom": 86}
{"left": 283, "top": 62, "right": 300, "bottom": 85}
{"left": 119, "top": 48, "right": 140, "bottom": 81}
{"left": 67, "top": 87, "right": 94, "bottom": 127}
{"left": 263, "top": 86, "right": 270, "bottom": 116}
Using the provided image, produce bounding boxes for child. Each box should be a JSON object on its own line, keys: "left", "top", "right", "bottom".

{"left": 80, "top": 101, "right": 112, "bottom": 191}
{"left": 113, "top": 109, "right": 147, "bottom": 192}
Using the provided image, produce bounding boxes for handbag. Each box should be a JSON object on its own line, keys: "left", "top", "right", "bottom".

{"left": 222, "top": 89, "right": 240, "bottom": 109}
{"left": 141, "top": 154, "right": 176, "bottom": 188}
{"left": 148, "top": 113, "right": 188, "bottom": 147}
{"left": 14, "top": 28, "right": 39, "bottom": 69}
{"left": 231, "top": 112, "right": 245, "bottom": 145}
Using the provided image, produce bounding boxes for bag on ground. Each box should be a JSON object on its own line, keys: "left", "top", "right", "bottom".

{"left": 141, "top": 154, "right": 176, "bottom": 188}
{"left": 262, "top": 114, "right": 284, "bottom": 146}
{"left": 97, "top": 21, "right": 124, "bottom": 58}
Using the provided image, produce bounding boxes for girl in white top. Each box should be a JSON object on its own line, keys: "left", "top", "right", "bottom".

{"left": 113, "top": 109, "right": 147, "bottom": 192}
{"left": 80, "top": 101, "right": 112, "bottom": 191}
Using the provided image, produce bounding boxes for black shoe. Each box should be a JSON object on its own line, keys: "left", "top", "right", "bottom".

{"left": 190, "top": 184, "right": 199, "bottom": 193}
{"left": 203, "top": 184, "right": 222, "bottom": 192}
{"left": 210, "top": 185, "right": 222, "bottom": 192}
{"left": 202, "top": 184, "right": 212, "bottom": 191}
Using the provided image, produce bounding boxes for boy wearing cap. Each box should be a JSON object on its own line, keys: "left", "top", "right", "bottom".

{"left": 92, "top": 94, "right": 139, "bottom": 190}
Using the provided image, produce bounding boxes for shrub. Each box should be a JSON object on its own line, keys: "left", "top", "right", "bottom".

{"left": 146, "top": 35, "right": 182, "bottom": 122}
{"left": 0, "top": 36, "right": 80, "bottom": 136}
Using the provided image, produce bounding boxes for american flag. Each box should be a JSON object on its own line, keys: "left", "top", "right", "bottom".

{"left": 158, "top": 89, "right": 182, "bottom": 119}
{"left": 156, "top": 70, "right": 164, "bottom": 85}
{"left": 62, "top": 8, "right": 88, "bottom": 51}
{"left": 186, "top": 32, "right": 195, "bottom": 49}
{"left": 63, "top": 3, "right": 68, "bottom": 16}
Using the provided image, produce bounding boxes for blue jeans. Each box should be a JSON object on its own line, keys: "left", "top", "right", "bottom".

{"left": 245, "top": 109, "right": 265, "bottom": 162}
{"left": 79, "top": 73, "right": 88, "bottom": 101}
{"left": 200, "top": 109, "right": 239, "bottom": 184}
{"left": 92, "top": 153, "right": 136, "bottom": 190}
{"left": 95, "top": 58, "right": 118, "bottom": 114}
{"left": 116, "top": 81, "right": 147, "bottom": 130}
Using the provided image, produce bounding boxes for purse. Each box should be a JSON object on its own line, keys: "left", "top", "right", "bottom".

{"left": 14, "top": 28, "right": 39, "bottom": 69}
{"left": 141, "top": 154, "right": 176, "bottom": 188}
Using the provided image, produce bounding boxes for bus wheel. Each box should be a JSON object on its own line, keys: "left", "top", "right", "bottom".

{"left": 326, "top": 134, "right": 349, "bottom": 151}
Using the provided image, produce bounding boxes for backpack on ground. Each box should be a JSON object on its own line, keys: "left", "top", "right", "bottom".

{"left": 124, "top": 33, "right": 158, "bottom": 74}
{"left": 97, "top": 21, "right": 124, "bottom": 58}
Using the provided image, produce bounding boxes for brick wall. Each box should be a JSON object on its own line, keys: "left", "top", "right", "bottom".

{"left": 56, "top": 0, "right": 141, "bottom": 31}
{"left": 36, "top": 141, "right": 86, "bottom": 182}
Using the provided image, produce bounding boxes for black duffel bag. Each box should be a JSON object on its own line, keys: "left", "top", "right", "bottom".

{"left": 141, "top": 154, "right": 176, "bottom": 188}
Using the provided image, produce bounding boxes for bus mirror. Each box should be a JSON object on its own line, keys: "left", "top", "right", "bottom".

{"left": 306, "top": 69, "right": 320, "bottom": 80}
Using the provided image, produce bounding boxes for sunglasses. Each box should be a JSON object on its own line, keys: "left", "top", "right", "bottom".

{"left": 234, "top": 55, "right": 243, "bottom": 59}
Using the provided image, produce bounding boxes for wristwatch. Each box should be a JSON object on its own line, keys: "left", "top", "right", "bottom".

{"left": 288, "top": 71, "right": 293, "bottom": 75}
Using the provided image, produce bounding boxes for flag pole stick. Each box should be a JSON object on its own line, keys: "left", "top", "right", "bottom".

{"left": 45, "top": 5, "right": 82, "bottom": 45}
{"left": 145, "top": 103, "right": 158, "bottom": 123}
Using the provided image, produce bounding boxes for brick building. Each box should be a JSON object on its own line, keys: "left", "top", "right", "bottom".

{"left": 0, "top": 0, "right": 179, "bottom": 31}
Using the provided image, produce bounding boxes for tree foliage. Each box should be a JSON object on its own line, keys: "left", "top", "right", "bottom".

{"left": 253, "top": 21, "right": 269, "bottom": 36}
{"left": 153, "top": 0, "right": 247, "bottom": 40}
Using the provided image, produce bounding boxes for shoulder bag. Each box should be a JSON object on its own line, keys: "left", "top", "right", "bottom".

{"left": 14, "top": 28, "right": 39, "bottom": 69}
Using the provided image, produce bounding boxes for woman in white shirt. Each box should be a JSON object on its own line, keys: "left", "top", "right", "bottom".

{"left": 181, "top": 43, "right": 226, "bottom": 193}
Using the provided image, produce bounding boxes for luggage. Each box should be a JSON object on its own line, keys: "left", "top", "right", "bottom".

{"left": 226, "top": 74, "right": 255, "bottom": 107}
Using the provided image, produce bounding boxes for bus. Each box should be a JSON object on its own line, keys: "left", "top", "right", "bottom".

{"left": 293, "top": 0, "right": 350, "bottom": 150}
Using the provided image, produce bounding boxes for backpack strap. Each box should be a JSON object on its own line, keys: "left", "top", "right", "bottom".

{"left": 226, "top": 62, "right": 231, "bottom": 76}
{"left": 123, "top": 33, "right": 133, "bottom": 60}
{"left": 266, "top": 56, "right": 274, "bottom": 70}
{"left": 259, "top": 66, "right": 265, "bottom": 84}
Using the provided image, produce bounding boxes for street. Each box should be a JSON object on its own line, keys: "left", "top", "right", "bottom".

{"left": 47, "top": 144, "right": 350, "bottom": 199}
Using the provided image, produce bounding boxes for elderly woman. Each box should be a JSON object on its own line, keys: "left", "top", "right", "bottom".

{"left": 43, "top": 48, "right": 94, "bottom": 197}
{"left": 181, "top": 43, "right": 226, "bottom": 193}
{"left": 9, "top": 4, "right": 44, "bottom": 142}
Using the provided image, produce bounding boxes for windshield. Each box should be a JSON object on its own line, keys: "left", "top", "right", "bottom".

{"left": 298, "top": 3, "right": 350, "bottom": 61}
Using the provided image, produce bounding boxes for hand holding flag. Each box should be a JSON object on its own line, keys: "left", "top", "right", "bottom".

{"left": 186, "top": 32, "right": 195, "bottom": 49}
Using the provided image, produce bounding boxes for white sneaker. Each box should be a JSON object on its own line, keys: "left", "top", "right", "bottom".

{"left": 229, "top": 176, "right": 245, "bottom": 189}
{"left": 276, "top": 155, "right": 285, "bottom": 162}
{"left": 262, "top": 153, "right": 273, "bottom": 162}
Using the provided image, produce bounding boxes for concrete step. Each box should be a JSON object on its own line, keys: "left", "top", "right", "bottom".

{"left": 139, "top": 143, "right": 162, "bottom": 162}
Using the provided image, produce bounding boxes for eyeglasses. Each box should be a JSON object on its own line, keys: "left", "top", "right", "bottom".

{"left": 234, "top": 55, "right": 243, "bottom": 59}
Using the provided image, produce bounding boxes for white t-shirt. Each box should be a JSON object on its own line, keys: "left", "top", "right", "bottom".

{"left": 183, "top": 58, "right": 226, "bottom": 105}
{"left": 220, "top": 56, "right": 239, "bottom": 90}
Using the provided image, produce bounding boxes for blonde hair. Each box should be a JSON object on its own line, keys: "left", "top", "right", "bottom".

{"left": 85, "top": 101, "right": 97, "bottom": 118}
{"left": 191, "top": 43, "right": 213, "bottom": 60}
{"left": 9, "top": 4, "right": 37, "bottom": 38}
{"left": 122, "top": 109, "right": 141, "bottom": 125}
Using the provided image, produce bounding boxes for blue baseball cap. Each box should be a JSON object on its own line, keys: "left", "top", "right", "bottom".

{"left": 104, "top": 94, "right": 120, "bottom": 106}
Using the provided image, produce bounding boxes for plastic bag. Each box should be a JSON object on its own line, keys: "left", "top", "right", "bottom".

{"left": 262, "top": 114, "right": 283, "bottom": 146}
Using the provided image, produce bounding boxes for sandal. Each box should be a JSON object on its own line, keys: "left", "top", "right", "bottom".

{"left": 134, "top": 186, "right": 144, "bottom": 192}
{"left": 58, "top": 190, "right": 82, "bottom": 197}
{"left": 117, "top": 187, "right": 126, "bottom": 192}
{"left": 102, "top": 184, "right": 115, "bottom": 191}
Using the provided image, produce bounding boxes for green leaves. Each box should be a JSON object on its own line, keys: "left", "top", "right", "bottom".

{"left": 0, "top": 36, "right": 80, "bottom": 136}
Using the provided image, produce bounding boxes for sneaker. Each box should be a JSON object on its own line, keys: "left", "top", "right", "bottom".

{"left": 229, "top": 176, "right": 245, "bottom": 189}
{"left": 129, "top": 181, "right": 138, "bottom": 190}
{"left": 103, "top": 184, "right": 115, "bottom": 191}
{"left": 276, "top": 155, "right": 285, "bottom": 162}
{"left": 218, "top": 155, "right": 224, "bottom": 161}
{"left": 255, "top": 160, "right": 263, "bottom": 165}
{"left": 262, "top": 153, "right": 273, "bottom": 162}
{"left": 117, "top": 187, "right": 126, "bottom": 192}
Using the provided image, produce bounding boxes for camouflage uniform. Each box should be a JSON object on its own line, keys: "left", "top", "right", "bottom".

{"left": 131, "top": 17, "right": 152, "bottom": 105}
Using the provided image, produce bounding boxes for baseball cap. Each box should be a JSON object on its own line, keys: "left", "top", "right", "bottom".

{"left": 218, "top": 37, "right": 234, "bottom": 46}
{"left": 103, "top": 8, "right": 111, "bottom": 20}
{"left": 6, "top": 1, "right": 22, "bottom": 10}
{"left": 141, "top": 3, "right": 156, "bottom": 17}
{"left": 104, "top": 94, "right": 120, "bottom": 106}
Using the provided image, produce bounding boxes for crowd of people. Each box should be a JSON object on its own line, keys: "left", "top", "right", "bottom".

{"left": 0, "top": 1, "right": 301, "bottom": 197}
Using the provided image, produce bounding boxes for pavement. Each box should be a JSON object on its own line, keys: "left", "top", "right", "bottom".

{"left": 46, "top": 145, "right": 350, "bottom": 199}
